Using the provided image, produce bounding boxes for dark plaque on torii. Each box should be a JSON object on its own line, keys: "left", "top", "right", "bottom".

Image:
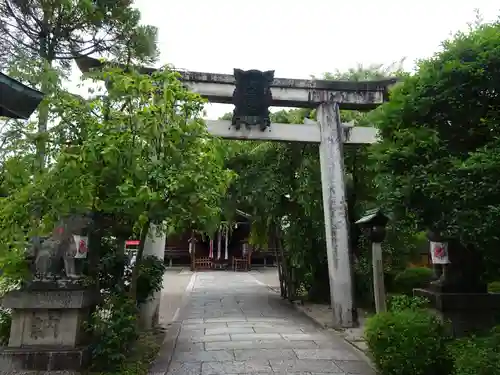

{"left": 231, "top": 68, "right": 274, "bottom": 131}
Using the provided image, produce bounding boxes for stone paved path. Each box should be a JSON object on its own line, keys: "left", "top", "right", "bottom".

{"left": 151, "top": 271, "right": 375, "bottom": 375}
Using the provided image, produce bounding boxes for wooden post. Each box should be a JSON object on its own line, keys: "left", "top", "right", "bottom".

{"left": 372, "top": 242, "right": 387, "bottom": 313}
{"left": 317, "top": 102, "right": 355, "bottom": 328}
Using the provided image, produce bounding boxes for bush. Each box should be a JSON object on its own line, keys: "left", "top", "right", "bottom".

{"left": 488, "top": 281, "right": 500, "bottom": 293}
{"left": 89, "top": 295, "right": 139, "bottom": 371}
{"left": 122, "top": 255, "right": 167, "bottom": 305}
{"left": 393, "top": 267, "right": 433, "bottom": 295}
{"left": 365, "top": 309, "right": 451, "bottom": 375}
{"left": 449, "top": 327, "right": 500, "bottom": 375}
{"left": 0, "top": 308, "right": 11, "bottom": 346}
{"left": 118, "top": 330, "right": 163, "bottom": 375}
{"left": 388, "top": 294, "right": 429, "bottom": 312}
{"left": 136, "top": 256, "right": 167, "bottom": 304}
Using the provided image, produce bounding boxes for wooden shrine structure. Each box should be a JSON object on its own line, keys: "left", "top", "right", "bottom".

{"left": 168, "top": 210, "right": 254, "bottom": 271}
{"left": 75, "top": 56, "right": 396, "bottom": 328}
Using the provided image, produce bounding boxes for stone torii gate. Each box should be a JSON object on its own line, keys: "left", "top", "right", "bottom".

{"left": 75, "top": 57, "right": 395, "bottom": 328}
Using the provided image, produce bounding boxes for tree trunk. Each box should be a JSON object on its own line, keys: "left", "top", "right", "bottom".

{"left": 116, "top": 236, "right": 127, "bottom": 290}
{"left": 275, "top": 226, "right": 291, "bottom": 300}
{"left": 139, "top": 223, "right": 166, "bottom": 330}
{"left": 129, "top": 220, "right": 151, "bottom": 302}
{"left": 271, "top": 222, "right": 285, "bottom": 297}
{"left": 36, "top": 13, "right": 52, "bottom": 173}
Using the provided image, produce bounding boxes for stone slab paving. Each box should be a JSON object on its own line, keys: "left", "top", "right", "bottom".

{"left": 150, "top": 271, "right": 375, "bottom": 375}
{"left": 159, "top": 268, "right": 195, "bottom": 326}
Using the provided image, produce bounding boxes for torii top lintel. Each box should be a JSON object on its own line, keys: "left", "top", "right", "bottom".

{"left": 74, "top": 56, "right": 398, "bottom": 110}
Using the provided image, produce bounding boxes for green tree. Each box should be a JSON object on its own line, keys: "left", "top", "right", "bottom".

{"left": 0, "top": 66, "right": 233, "bottom": 294}
{"left": 370, "top": 19, "right": 500, "bottom": 279}
{"left": 219, "top": 64, "right": 413, "bottom": 304}
{"left": 0, "top": 0, "right": 158, "bottom": 170}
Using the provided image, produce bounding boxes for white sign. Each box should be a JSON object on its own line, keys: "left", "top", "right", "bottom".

{"left": 73, "top": 235, "right": 89, "bottom": 259}
{"left": 430, "top": 241, "right": 449, "bottom": 264}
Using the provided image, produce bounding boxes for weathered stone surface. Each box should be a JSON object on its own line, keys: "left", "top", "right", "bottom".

{"left": 172, "top": 349, "right": 234, "bottom": 363}
{"left": 151, "top": 271, "right": 374, "bottom": 374}
{"left": 205, "top": 339, "right": 318, "bottom": 351}
{"left": 201, "top": 360, "right": 272, "bottom": 374}
{"left": 0, "top": 286, "right": 95, "bottom": 373}
{"left": 230, "top": 333, "right": 282, "bottom": 341}
{"left": 2, "top": 289, "right": 95, "bottom": 309}
{"left": 167, "top": 361, "right": 202, "bottom": 375}
{"left": 269, "top": 359, "right": 343, "bottom": 373}
{"left": 173, "top": 341, "right": 205, "bottom": 353}
{"left": 0, "top": 347, "right": 90, "bottom": 372}
{"left": 294, "top": 348, "right": 359, "bottom": 361}
{"left": 282, "top": 333, "right": 330, "bottom": 341}
{"left": 190, "top": 334, "right": 231, "bottom": 342}
{"left": 335, "top": 360, "right": 376, "bottom": 374}
{"left": 234, "top": 348, "right": 296, "bottom": 361}
{"left": 8, "top": 308, "right": 89, "bottom": 347}
{"left": 205, "top": 327, "right": 254, "bottom": 335}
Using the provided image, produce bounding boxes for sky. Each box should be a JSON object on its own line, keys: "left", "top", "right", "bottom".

{"left": 71, "top": 0, "right": 500, "bottom": 119}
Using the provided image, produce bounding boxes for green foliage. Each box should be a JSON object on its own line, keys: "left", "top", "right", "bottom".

{"left": 448, "top": 327, "right": 500, "bottom": 375}
{"left": 221, "top": 64, "right": 414, "bottom": 303}
{"left": 388, "top": 294, "right": 429, "bottom": 312}
{"left": 0, "top": 0, "right": 156, "bottom": 66}
{"left": 110, "top": 330, "right": 163, "bottom": 375}
{"left": 89, "top": 295, "right": 138, "bottom": 371}
{"left": 365, "top": 309, "right": 451, "bottom": 375}
{"left": 488, "top": 281, "right": 500, "bottom": 293}
{"left": 370, "top": 19, "right": 500, "bottom": 279}
{"left": 393, "top": 267, "right": 434, "bottom": 295}
{"left": 0, "top": 308, "right": 12, "bottom": 346}
{"left": 134, "top": 256, "right": 167, "bottom": 304}
{"left": 0, "top": 66, "right": 233, "bottom": 284}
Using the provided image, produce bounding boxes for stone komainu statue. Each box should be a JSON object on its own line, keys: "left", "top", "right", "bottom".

{"left": 232, "top": 69, "right": 274, "bottom": 131}
{"left": 427, "top": 230, "right": 486, "bottom": 294}
{"left": 33, "top": 215, "right": 91, "bottom": 280}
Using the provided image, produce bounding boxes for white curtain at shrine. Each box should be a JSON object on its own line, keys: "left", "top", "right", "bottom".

{"left": 224, "top": 225, "right": 229, "bottom": 260}
{"left": 217, "top": 229, "right": 221, "bottom": 259}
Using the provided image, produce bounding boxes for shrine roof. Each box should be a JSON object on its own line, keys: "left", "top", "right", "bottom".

{"left": 0, "top": 72, "right": 45, "bottom": 119}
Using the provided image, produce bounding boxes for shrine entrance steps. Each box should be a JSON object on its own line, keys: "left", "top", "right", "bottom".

{"left": 150, "top": 271, "right": 375, "bottom": 374}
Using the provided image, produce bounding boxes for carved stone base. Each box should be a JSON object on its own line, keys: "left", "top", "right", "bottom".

{"left": 0, "top": 284, "right": 96, "bottom": 372}
{"left": 414, "top": 288, "right": 500, "bottom": 337}
{"left": 0, "top": 346, "right": 89, "bottom": 373}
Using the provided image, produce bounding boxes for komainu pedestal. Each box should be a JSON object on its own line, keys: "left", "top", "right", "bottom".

{"left": 0, "top": 282, "right": 96, "bottom": 372}
{"left": 415, "top": 232, "right": 500, "bottom": 336}
{"left": 414, "top": 288, "right": 500, "bottom": 337}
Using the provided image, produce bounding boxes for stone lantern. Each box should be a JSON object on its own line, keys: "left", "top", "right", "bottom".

{"left": 355, "top": 208, "right": 390, "bottom": 313}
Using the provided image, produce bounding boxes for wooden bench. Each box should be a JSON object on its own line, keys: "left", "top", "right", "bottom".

{"left": 164, "top": 248, "right": 190, "bottom": 267}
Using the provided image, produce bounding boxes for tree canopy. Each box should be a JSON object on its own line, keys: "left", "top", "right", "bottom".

{"left": 0, "top": 65, "right": 233, "bottom": 285}
{"left": 371, "top": 19, "right": 500, "bottom": 278}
